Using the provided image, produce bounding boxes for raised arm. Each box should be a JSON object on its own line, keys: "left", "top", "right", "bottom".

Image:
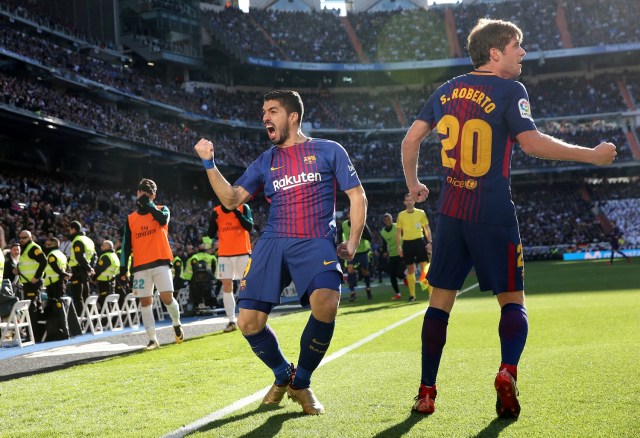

{"left": 194, "top": 138, "right": 251, "bottom": 210}
{"left": 516, "top": 130, "right": 617, "bottom": 165}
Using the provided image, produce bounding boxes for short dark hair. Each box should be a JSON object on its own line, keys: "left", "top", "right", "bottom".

{"left": 137, "top": 178, "right": 157, "bottom": 195}
{"left": 263, "top": 90, "right": 304, "bottom": 124}
{"left": 467, "top": 18, "right": 523, "bottom": 69}
{"left": 69, "top": 221, "right": 82, "bottom": 232}
{"left": 46, "top": 237, "right": 60, "bottom": 248}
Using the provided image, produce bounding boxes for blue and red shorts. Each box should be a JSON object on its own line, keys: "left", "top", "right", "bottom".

{"left": 238, "top": 237, "right": 343, "bottom": 311}
{"left": 427, "top": 215, "right": 524, "bottom": 295}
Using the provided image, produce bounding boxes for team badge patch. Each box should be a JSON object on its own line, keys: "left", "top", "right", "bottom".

{"left": 518, "top": 98, "right": 532, "bottom": 120}
{"left": 303, "top": 155, "right": 316, "bottom": 165}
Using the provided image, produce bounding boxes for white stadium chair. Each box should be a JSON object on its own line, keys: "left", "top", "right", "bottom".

{"left": 0, "top": 300, "right": 35, "bottom": 348}
{"left": 121, "top": 293, "right": 140, "bottom": 329}
{"left": 99, "top": 294, "right": 124, "bottom": 331}
{"left": 78, "top": 295, "right": 103, "bottom": 335}
{"left": 152, "top": 293, "right": 165, "bottom": 321}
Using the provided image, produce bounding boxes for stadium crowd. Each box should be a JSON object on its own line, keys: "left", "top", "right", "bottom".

{"left": 1, "top": 0, "right": 638, "bottom": 259}
{"left": 0, "top": 65, "right": 635, "bottom": 176}
{"left": 2, "top": 0, "right": 638, "bottom": 180}
{"left": 203, "top": 0, "right": 639, "bottom": 63}
{"left": 1, "top": 169, "right": 637, "bottom": 261}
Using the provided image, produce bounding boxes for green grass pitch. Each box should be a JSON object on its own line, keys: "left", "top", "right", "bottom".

{"left": 1, "top": 259, "right": 638, "bottom": 437}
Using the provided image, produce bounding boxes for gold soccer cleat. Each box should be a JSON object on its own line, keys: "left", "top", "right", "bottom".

{"left": 262, "top": 364, "right": 295, "bottom": 405}
{"left": 287, "top": 386, "right": 325, "bottom": 415}
{"left": 262, "top": 383, "right": 289, "bottom": 405}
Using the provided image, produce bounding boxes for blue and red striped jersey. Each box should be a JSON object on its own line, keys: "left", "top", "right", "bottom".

{"left": 235, "top": 138, "right": 360, "bottom": 239}
{"left": 417, "top": 72, "right": 537, "bottom": 225}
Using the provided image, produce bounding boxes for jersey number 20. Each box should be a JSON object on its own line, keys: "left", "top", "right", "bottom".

{"left": 437, "top": 115, "right": 492, "bottom": 177}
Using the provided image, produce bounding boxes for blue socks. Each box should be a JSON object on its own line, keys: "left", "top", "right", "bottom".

{"left": 292, "top": 315, "right": 335, "bottom": 389}
{"left": 244, "top": 316, "right": 336, "bottom": 388}
{"left": 243, "top": 325, "right": 290, "bottom": 385}
{"left": 420, "top": 303, "right": 527, "bottom": 387}
{"left": 499, "top": 303, "right": 528, "bottom": 366}
{"left": 421, "top": 307, "right": 449, "bottom": 387}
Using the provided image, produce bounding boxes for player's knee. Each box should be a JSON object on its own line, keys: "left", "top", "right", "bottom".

{"left": 236, "top": 315, "right": 263, "bottom": 335}
{"left": 311, "top": 297, "right": 339, "bottom": 323}
{"left": 159, "top": 291, "right": 174, "bottom": 305}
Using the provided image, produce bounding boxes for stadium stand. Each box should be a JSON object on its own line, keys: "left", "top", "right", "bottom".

{"left": 0, "top": 0, "right": 638, "bottom": 267}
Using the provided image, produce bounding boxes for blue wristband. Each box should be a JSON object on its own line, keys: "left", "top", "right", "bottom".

{"left": 201, "top": 158, "right": 215, "bottom": 169}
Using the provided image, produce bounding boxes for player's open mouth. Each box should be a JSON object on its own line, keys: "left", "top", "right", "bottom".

{"left": 265, "top": 124, "right": 276, "bottom": 139}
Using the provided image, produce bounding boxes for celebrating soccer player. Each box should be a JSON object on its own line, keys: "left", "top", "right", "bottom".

{"left": 194, "top": 90, "right": 367, "bottom": 415}
{"left": 401, "top": 18, "right": 617, "bottom": 418}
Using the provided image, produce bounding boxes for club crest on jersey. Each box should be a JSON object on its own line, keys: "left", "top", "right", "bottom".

{"left": 518, "top": 98, "right": 532, "bottom": 120}
{"left": 303, "top": 155, "right": 316, "bottom": 165}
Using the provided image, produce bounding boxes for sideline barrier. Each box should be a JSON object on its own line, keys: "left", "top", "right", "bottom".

{"left": 563, "top": 249, "right": 638, "bottom": 261}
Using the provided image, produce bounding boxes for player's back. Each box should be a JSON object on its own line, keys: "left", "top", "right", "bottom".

{"left": 420, "top": 72, "right": 536, "bottom": 224}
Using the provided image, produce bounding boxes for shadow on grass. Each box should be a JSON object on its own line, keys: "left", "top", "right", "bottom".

{"left": 472, "top": 416, "right": 517, "bottom": 438}
{"left": 370, "top": 411, "right": 429, "bottom": 437}
{"left": 339, "top": 299, "right": 427, "bottom": 317}
{"left": 188, "top": 405, "right": 299, "bottom": 436}
{"left": 0, "top": 349, "right": 142, "bottom": 382}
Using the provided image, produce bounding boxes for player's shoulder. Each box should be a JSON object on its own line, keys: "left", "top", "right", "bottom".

{"left": 247, "top": 145, "right": 279, "bottom": 170}
{"left": 310, "top": 137, "right": 339, "bottom": 146}
{"left": 255, "top": 145, "right": 278, "bottom": 160}
{"left": 309, "top": 138, "right": 346, "bottom": 153}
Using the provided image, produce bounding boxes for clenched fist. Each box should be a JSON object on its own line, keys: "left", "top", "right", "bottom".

{"left": 194, "top": 138, "right": 215, "bottom": 160}
{"left": 591, "top": 142, "right": 617, "bottom": 166}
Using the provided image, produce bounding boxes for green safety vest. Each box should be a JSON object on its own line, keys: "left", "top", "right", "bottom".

{"left": 342, "top": 221, "right": 371, "bottom": 254}
{"left": 68, "top": 235, "right": 96, "bottom": 268}
{"left": 172, "top": 256, "right": 183, "bottom": 276}
{"left": 44, "top": 249, "right": 68, "bottom": 286}
{"left": 182, "top": 252, "right": 216, "bottom": 281}
{"left": 181, "top": 254, "right": 198, "bottom": 281}
{"left": 381, "top": 224, "right": 400, "bottom": 257}
{"left": 18, "top": 241, "right": 42, "bottom": 282}
{"left": 116, "top": 249, "right": 133, "bottom": 275}
{"left": 96, "top": 251, "right": 120, "bottom": 281}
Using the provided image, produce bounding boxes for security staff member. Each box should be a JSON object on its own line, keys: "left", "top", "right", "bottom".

{"left": 18, "top": 230, "right": 47, "bottom": 306}
{"left": 94, "top": 240, "right": 120, "bottom": 308}
{"left": 67, "top": 221, "right": 96, "bottom": 312}
{"left": 44, "top": 237, "right": 70, "bottom": 300}
{"left": 182, "top": 244, "right": 215, "bottom": 311}
{"left": 18, "top": 230, "right": 47, "bottom": 340}
{"left": 171, "top": 244, "right": 186, "bottom": 298}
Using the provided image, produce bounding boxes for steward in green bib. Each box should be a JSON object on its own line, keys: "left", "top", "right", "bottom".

{"left": 341, "top": 218, "right": 373, "bottom": 301}
{"left": 381, "top": 213, "right": 406, "bottom": 300}
{"left": 94, "top": 240, "right": 120, "bottom": 308}
{"left": 18, "top": 230, "right": 47, "bottom": 305}
{"left": 67, "top": 221, "right": 96, "bottom": 312}
{"left": 44, "top": 237, "right": 70, "bottom": 300}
